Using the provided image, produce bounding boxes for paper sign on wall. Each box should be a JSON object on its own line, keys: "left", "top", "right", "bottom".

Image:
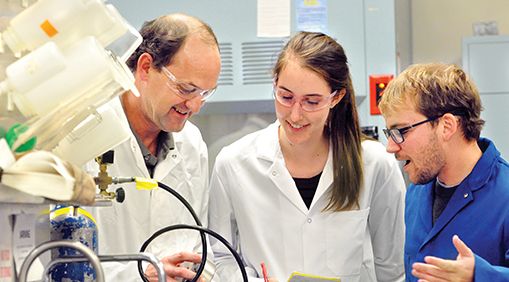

{"left": 257, "top": 0, "right": 291, "bottom": 37}
{"left": 296, "top": 0, "right": 329, "bottom": 33}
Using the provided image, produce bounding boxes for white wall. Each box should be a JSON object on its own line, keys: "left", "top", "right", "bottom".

{"left": 411, "top": 0, "right": 509, "bottom": 159}
{"left": 412, "top": 0, "right": 509, "bottom": 65}
{"left": 395, "top": 0, "right": 412, "bottom": 72}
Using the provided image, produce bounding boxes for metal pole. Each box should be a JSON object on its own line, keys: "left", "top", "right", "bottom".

{"left": 18, "top": 240, "right": 104, "bottom": 282}
{"left": 43, "top": 253, "right": 166, "bottom": 282}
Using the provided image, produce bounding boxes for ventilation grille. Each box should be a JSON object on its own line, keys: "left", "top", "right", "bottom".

{"left": 241, "top": 40, "right": 285, "bottom": 85}
{"left": 218, "top": 42, "right": 233, "bottom": 86}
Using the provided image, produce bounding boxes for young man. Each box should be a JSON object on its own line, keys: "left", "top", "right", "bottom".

{"left": 88, "top": 13, "right": 221, "bottom": 281}
{"left": 379, "top": 63, "right": 509, "bottom": 282}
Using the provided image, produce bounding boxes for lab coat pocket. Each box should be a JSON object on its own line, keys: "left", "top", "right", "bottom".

{"left": 325, "top": 208, "right": 370, "bottom": 279}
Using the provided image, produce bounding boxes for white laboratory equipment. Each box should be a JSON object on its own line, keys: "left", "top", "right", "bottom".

{"left": 0, "top": 0, "right": 165, "bottom": 281}
{"left": 1, "top": 36, "right": 135, "bottom": 154}
{"left": 1, "top": 0, "right": 130, "bottom": 54}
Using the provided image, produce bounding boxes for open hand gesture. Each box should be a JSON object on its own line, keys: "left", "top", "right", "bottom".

{"left": 411, "top": 235, "right": 474, "bottom": 282}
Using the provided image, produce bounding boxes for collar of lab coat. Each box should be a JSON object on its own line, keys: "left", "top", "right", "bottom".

{"left": 256, "top": 121, "right": 334, "bottom": 213}
{"left": 109, "top": 97, "right": 184, "bottom": 180}
{"left": 416, "top": 137, "right": 501, "bottom": 249}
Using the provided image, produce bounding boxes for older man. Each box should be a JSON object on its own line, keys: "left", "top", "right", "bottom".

{"left": 88, "top": 13, "right": 220, "bottom": 281}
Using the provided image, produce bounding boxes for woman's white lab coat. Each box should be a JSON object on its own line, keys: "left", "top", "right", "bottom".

{"left": 208, "top": 122, "right": 405, "bottom": 282}
{"left": 86, "top": 98, "right": 209, "bottom": 281}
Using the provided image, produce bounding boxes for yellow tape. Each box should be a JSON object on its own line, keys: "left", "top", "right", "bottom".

{"left": 50, "top": 206, "right": 97, "bottom": 225}
{"left": 135, "top": 177, "right": 158, "bottom": 190}
{"left": 78, "top": 208, "right": 96, "bottom": 225}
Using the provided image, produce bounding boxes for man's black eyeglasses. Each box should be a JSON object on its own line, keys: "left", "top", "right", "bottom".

{"left": 383, "top": 116, "right": 439, "bottom": 144}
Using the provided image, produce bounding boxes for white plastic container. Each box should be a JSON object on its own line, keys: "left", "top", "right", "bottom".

{"left": 2, "top": 0, "right": 128, "bottom": 54}
{"left": 10, "top": 36, "right": 133, "bottom": 117}
{"left": 1, "top": 41, "right": 65, "bottom": 95}
{"left": 9, "top": 36, "right": 137, "bottom": 152}
{"left": 53, "top": 104, "right": 130, "bottom": 166}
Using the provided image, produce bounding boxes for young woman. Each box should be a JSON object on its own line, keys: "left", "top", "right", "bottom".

{"left": 208, "top": 31, "right": 406, "bottom": 282}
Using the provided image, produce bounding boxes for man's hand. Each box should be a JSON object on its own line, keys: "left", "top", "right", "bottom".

{"left": 412, "top": 235, "right": 475, "bottom": 282}
{"left": 144, "top": 251, "right": 205, "bottom": 282}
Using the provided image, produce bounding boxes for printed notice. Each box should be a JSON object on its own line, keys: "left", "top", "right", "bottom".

{"left": 296, "top": 0, "right": 329, "bottom": 33}
{"left": 11, "top": 211, "right": 48, "bottom": 280}
{"left": 257, "top": 0, "right": 291, "bottom": 37}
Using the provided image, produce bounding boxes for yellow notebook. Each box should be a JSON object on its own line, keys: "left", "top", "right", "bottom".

{"left": 287, "top": 272, "right": 341, "bottom": 282}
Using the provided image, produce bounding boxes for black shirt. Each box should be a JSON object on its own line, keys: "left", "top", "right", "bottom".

{"left": 293, "top": 172, "right": 322, "bottom": 209}
{"left": 432, "top": 179, "right": 458, "bottom": 224}
{"left": 130, "top": 129, "right": 175, "bottom": 177}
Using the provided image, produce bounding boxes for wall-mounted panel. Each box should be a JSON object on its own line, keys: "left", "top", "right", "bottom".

{"left": 462, "top": 35, "right": 509, "bottom": 159}
{"left": 463, "top": 36, "right": 509, "bottom": 94}
{"left": 109, "top": 0, "right": 367, "bottom": 103}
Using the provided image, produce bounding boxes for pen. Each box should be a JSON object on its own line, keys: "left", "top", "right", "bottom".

{"left": 260, "top": 262, "right": 269, "bottom": 282}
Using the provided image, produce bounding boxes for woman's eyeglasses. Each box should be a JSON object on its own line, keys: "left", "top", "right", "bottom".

{"left": 273, "top": 86, "right": 337, "bottom": 112}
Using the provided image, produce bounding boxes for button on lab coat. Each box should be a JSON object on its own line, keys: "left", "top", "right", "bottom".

{"left": 86, "top": 98, "right": 209, "bottom": 281}
{"left": 209, "top": 122, "right": 406, "bottom": 282}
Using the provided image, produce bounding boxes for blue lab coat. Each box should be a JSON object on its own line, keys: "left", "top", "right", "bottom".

{"left": 405, "top": 138, "right": 509, "bottom": 281}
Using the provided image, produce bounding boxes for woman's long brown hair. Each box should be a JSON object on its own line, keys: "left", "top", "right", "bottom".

{"left": 273, "top": 32, "right": 363, "bottom": 211}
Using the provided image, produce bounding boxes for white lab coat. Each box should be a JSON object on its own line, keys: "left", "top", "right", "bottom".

{"left": 208, "top": 122, "right": 405, "bottom": 282}
{"left": 85, "top": 98, "right": 209, "bottom": 281}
